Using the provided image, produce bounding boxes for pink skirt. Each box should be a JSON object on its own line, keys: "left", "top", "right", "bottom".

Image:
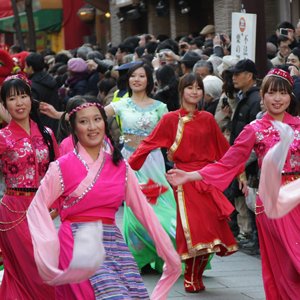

{"left": 256, "top": 197, "right": 300, "bottom": 300}
{"left": 0, "top": 194, "right": 55, "bottom": 300}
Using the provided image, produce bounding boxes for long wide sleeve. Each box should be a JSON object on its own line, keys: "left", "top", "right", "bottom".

{"left": 27, "top": 162, "right": 105, "bottom": 285}
{"left": 199, "top": 124, "right": 256, "bottom": 191}
{"left": 125, "top": 166, "right": 181, "bottom": 300}
{"left": 259, "top": 121, "right": 300, "bottom": 218}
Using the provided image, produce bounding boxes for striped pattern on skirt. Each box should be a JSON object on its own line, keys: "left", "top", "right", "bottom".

{"left": 87, "top": 223, "right": 149, "bottom": 299}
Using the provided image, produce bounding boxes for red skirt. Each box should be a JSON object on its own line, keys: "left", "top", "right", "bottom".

{"left": 174, "top": 180, "right": 238, "bottom": 260}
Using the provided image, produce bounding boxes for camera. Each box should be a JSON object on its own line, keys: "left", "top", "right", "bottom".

{"left": 220, "top": 34, "right": 226, "bottom": 43}
{"left": 222, "top": 97, "right": 229, "bottom": 108}
{"left": 158, "top": 53, "right": 166, "bottom": 60}
{"left": 279, "top": 28, "right": 289, "bottom": 36}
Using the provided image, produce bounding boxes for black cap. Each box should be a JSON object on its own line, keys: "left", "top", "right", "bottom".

{"left": 115, "top": 60, "right": 143, "bottom": 71}
{"left": 180, "top": 51, "right": 201, "bottom": 64}
{"left": 232, "top": 59, "right": 257, "bottom": 75}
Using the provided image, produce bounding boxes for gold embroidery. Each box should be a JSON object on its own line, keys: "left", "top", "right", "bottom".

{"left": 177, "top": 184, "right": 194, "bottom": 253}
{"left": 168, "top": 113, "right": 193, "bottom": 161}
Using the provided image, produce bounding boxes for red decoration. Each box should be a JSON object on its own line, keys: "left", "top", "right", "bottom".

{"left": 140, "top": 179, "right": 168, "bottom": 205}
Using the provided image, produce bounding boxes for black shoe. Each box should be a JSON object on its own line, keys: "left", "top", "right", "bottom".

{"left": 140, "top": 264, "right": 160, "bottom": 275}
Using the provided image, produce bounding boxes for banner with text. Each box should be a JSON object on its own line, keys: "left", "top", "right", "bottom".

{"left": 231, "top": 12, "right": 257, "bottom": 61}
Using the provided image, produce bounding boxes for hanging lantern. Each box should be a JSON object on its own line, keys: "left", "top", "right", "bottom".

{"left": 77, "top": 4, "right": 96, "bottom": 23}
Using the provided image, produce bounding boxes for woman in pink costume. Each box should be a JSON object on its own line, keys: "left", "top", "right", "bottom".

{"left": 26, "top": 96, "right": 181, "bottom": 299}
{"left": 167, "top": 68, "right": 300, "bottom": 299}
{"left": 0, "top": 75, "right": 58, "bottom": 299}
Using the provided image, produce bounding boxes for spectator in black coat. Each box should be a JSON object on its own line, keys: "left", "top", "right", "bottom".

{"left": 25, "top": 52, "right": 59, "bottom": 134}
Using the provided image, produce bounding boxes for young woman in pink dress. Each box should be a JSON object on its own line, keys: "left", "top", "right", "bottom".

{"left": 167, "top": 68, "right": 300, "bottom": 299}
{"left": 0, "top": 75, "right": 58, "bottom": 299}
{"left": 26, "top": 96, "right": 181, "bottom": 299}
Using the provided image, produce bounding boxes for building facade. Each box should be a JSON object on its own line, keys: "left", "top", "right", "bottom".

{"left": 107, "top": 0, "right": 300, "bottom": 47}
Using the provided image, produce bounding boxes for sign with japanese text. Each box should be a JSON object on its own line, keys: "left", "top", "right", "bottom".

{"left": 231, "top": 12, "right": 257, "bottom": 61}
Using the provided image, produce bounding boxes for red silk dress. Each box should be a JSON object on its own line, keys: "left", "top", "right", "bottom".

{"left": 129, "top": 108, "right": 238, "bottom": 260}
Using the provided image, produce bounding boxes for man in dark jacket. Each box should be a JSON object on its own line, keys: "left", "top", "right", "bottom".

{"left": 25, "top": 52, "right": 59, "bottom": 134}
{"left": 230, "top": 59, "right": 261, "bottom": 251}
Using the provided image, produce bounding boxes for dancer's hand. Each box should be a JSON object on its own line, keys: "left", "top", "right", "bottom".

{"left": 40, "top": 102, "right": 63, "bottom": 119}
{"left": 238, "top": 177, "right": 249, "bottom": 197}
{"left": 166, "top": 169, "right": 202, "bottom": 186}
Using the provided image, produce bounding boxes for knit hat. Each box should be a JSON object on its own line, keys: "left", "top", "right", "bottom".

{"left": 217, "top": 55, "right": 239, "bottom": 76}
{"left": 67, "top": 57, "right": 88, "bottom": 73}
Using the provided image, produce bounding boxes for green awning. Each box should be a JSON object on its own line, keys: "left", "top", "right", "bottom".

{"left": 0, "top": 9, "right": 62, "bottom": 33}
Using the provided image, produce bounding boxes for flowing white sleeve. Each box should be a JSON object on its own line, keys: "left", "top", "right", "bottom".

{"left": 259, "top": 121, "right": 300, "bottom": 218}
{"left": 125, "top": 166, "right": 181, "bottom": 300}
{"left": 27, "top": 161, "right": 105, "bottom": 285}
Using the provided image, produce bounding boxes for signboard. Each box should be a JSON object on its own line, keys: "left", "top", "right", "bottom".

{"left": 231, "top": 12, "right": 257, "bottom": 61}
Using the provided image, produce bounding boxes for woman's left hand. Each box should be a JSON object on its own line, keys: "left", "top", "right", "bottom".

{"left": 239, "top": 178, "right": 249, "bottom": 197}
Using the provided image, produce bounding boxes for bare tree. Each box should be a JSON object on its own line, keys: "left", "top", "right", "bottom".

{"left": 24, "top": 0, "right": 36, "bottom": 51}
{"left": 11, "top": 0, "right": 25, "bottom": 49}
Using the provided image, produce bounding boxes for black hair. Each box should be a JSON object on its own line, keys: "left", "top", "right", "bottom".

{"left": 190, "top": 36, "right": 205, "bottom": 49}
{"left": 156, "top": 39, "right": 179, "bottom": 55}
{"left": 61, "top": 95, "right": 122, "bottom": 165}
{"left": 155, "top": 65, "right": 179, "bottom": 111}
{"left": 25, "top": 53, "right": 45, "bottom": 72}
{"left": 290, "top": 47, "right": 300, "bottom": 61}
{"left": 98, "top": 74, "right": 117, "bottom": 99}
{"left": 134, "top": 46, "right": 145, "bottom": 58}
{"left": 145, "top": 41, "right": 158, "bottom": 55}
{"left": 261, "top": 73, "right": 299, "bottom": 116}
{"left": 277, "top": 21, "right": 295, "bottom": 31}
{"left": 107, "top": 47, "right": 118, "bottom": 56}
{"left": 277, "top": 35, "right": 290, "bottom": 46}
{"left": 55, "top": 53, "right": 70, "bottom": 65}
{"left": 221, "top": 68, "right": 238, "bottom": 99}
{"left": 0, "top": 78, "right": 56, "bottom": 163}
{"left": 127, "top": 63, "right": 154, "bottom": 97}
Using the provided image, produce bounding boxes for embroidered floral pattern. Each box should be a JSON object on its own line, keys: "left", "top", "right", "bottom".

{"left": 0, "top": 127, "right": 49, "bottom": 188}
{"left": 253, "top": 121, "right": 300, "bottom": 172}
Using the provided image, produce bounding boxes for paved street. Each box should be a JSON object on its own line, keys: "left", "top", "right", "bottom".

{"left": 115, "top": 207, "right": 266, "bottom": 300}
{"left": 0, "top": 207, "right": 266, "bottom": 299}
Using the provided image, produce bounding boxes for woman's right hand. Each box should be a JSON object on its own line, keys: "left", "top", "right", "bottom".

{"left": 40, "top": 102, "right": 62, "bottom": 119}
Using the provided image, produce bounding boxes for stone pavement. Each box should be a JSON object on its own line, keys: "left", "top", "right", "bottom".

{"left": 115, "top": 207, "right": 266, "bottom": 300}
{"left": 142, "top": 252, "right": 265, "bottom": 300}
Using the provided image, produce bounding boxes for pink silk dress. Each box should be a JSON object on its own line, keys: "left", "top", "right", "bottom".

{"left": 200, "top": 112, "right": 300, "bottom": 300}
{"left": 27, "top": 143, "right": 181, "bottom": 300}
{"left": 0, "top": 119, "right": 58, "bottom": 300}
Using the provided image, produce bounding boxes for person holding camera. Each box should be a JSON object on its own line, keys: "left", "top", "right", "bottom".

{"left": 271, "top": 35, "right": 291, "bottom": 67}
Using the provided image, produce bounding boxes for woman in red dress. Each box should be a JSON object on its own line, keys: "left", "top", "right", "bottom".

{"left": 129, "top": 73, "right": 238, "bottom": 293}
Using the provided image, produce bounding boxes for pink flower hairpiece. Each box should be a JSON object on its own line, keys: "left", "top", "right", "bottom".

{"left": 4, "top": 73, "right": 32, "bottom": 87}
{"left": 68, "top": 102, "right": 103, "bottom": 118}
{"left": 266, "top": 68, "right": 294, "bottom": 86}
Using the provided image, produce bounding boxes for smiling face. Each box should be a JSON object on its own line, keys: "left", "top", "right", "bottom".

{"left": 261, "top": 77, "right": 292, "bottom": 120}
{"left": 74, "top": 106, "right": 105, "bottom": 155}
{"left": 6, "top": 89, "right": 31, "bottom": 125}
{"left": 182, "top": 81, "right": 203, "bottom": 109}
{"left": 128, "top": 67, "right": 148, "bottom": 93}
